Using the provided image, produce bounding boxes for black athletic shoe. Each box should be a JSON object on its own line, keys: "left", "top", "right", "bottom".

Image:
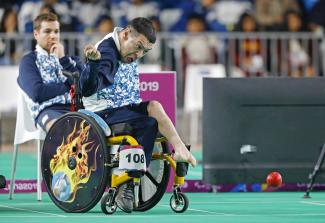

{"left": 116, "top": 181, "right": 134, "bottom": 213}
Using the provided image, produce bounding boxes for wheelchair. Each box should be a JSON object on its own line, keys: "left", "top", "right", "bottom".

{"left": 41, "top": 72, "right": 189, "bottom": 214}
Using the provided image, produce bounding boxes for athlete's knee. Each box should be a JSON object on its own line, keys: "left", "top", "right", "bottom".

{"left": 148, "top": 100, "right": 163, "bottom": 114}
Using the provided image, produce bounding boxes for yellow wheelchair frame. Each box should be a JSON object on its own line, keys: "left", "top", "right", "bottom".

{"left": 41, "top": 112, "right": 189, "bottom": 214}
{"left": 102, "top": 135, "right": 189, "bottom": 214}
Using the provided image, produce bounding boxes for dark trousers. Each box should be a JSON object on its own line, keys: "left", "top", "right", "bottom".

{"left": 96, "top": 102, "right": 158, "bottom": 166}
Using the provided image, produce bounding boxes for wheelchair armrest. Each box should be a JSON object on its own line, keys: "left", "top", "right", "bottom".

{"left": 78, "top": 109, "right": 111, "bottom": 136}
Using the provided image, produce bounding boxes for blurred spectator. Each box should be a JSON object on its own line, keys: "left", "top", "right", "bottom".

{"left": 156, "top": 0, "right": 180, "bottom": 9}
{"left": 71, "top": 0, "right": 108, "bottom": 32}
{"left": 181, "top": 13, "right": 218, "bottom": 65}
{"left": 39, "top": 3, "right": 73, "bottom": 31}
{"left": 299, "top": 0, "right": 319, "bottom": 14}
{"left": 193, "top": 0, "right": 227, "bottom": 32}
{"left": 307, "top": 0, "right": 325, "bottom": 76}
{"left": 283, "top": 10, "right": 308, "bottom": 32}
{"left": 233, "top": 12, "right": 266, "bottom": 77}
{"left": 255, "top": 0, "right": 301, "bottom": 30}
{"left": 0, "top": 8, "right": 19, "bottom": 65}
{"left": 283, "top": 10, "right": 314, "bottom": 77}
{"left": 18, "top": 0, "right": 72, "bottom": 33}
{"left": 0, "top": 0, "right": 19, "bottom": 22}
{"left": 117, "top": 0, "right": 159, "bottom": 27}
{"left": 141, "top": 16, "right": 167, "bottom": 69}
{"left": 163, "top": 0, "right": 228, "bottom": 32}
{"left": 308, "top": 0, "right": 325, "bottom": 32}
{"left": 0, "top": 8, "right": 18, "bottom": 33}
{"left": 204, "top": 0, "right": 253, "bottom": 31}
{"left": 39, "top": 3, "right": 56, "bottom": 14}
{"left": 0, "top": 0, "right": 19, "bottom": 13}
{"left": 168, "top": 1, "right": 197, "bottom": 32}
{"left": 96, "top": 15, "right": 114, "bottom": 34}
{"left": 87, "top": 15, "right": 115, "bottom": 45}
{"left": 0, "top": 0, "right": 17, "bottom": 21}
{"left": 0, "top": 0, "right": 17, "bottom": 8}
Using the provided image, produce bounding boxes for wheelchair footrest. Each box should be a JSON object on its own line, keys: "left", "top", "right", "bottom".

{"left": 175, "top": 144, "right": 190, "bottom": 177}
{"left": 176, "top": 162, "right": 189, "bottom": 177}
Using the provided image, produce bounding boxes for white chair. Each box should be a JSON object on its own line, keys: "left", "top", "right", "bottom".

{"left": 9, "top": 89, "right": 46, "bottom": 201}
{"left": 184, "top": 64, "right": 226, "bottom": 112}
{"left": 184, "top": 64, "right": 226, "bottom": 145}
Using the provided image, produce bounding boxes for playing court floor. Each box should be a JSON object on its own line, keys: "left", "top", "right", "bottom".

{"left": 0, "top": 150, "right": 202, "bottom": 180}
{"left": 2, "top": 148, "right": 325, "bottom": 222}
{"left": 1, "top": 192, "right": 325, "bottom": 223}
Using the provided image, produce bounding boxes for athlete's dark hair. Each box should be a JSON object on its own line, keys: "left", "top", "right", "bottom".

{"left": 128, "top": 17, "right": 156, "bottom": 44}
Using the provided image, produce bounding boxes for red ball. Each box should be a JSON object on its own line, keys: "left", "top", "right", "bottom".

{"left": 266, "top": 171, "right": 282, "bottom": 187}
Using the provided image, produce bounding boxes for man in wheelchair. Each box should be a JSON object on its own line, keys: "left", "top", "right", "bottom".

{"left": 19, "top": 14, "right": 195, "bottom": 214}
{"left": 80, "top": 17, "right": 197, "bottom": 213}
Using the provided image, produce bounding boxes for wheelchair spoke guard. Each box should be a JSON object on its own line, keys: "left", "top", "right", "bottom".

{"left": 135, "top": 141, "right": 170, "bottom": 211}
{"left": 41, "top": 112, "right": 110, "bottom": 213}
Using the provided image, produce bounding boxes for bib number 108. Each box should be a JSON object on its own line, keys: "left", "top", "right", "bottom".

{"left": 125, "top": 153, "right": 145, "bottom": 164}
{"left": 119, "top": 146, "right": 146, "bottom": 171}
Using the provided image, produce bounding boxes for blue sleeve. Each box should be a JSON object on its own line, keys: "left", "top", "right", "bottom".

{"left": 60, "top": 55, "right": 84, "bottom": 73}
{"left": 17, "top": 53, "right": 70, "bottom": 103}
{"left": 80, "top": 39, "right": 119, "bottom": 97}
{"left": 60, "top": 55, "right": 84, "bottom": 85}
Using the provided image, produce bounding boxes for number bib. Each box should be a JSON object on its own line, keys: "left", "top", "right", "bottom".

{"left": 119, "top": 145, "right": 146, "bottom": 171}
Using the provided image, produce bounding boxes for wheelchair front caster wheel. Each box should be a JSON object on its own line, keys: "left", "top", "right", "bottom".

{"left": 101, "top": 193, "right": 117, "bottom": 214}
{"left": 170, "top": 192, "right": 189, "bottom": 213}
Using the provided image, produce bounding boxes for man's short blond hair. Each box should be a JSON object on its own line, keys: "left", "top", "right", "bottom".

{"left": 33, "top": 12, "right": 58, "bottom": 30}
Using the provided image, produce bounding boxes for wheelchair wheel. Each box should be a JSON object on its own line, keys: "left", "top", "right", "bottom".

{"left": 101, "top": 191, "right": 117, "bottom": 214}
{"left": 170, "top": 192, "right": 189, "bottom": 213}
{"left": 41, "top": 112, "right": 110, "bottom": 213}
{"left": 134, "top": 141, "right": 170, "bottom": 211}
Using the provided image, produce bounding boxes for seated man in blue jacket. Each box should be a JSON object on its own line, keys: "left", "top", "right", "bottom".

{"left": 17, "top": 13, "right": 83, "bottom": 131}
{"left": 81, "top": 17, "right": 196, "bottom": 213}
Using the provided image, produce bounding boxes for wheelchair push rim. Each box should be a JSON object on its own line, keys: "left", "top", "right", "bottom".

{"left": 41, "top": 112, "right": 110, "bottom": 213}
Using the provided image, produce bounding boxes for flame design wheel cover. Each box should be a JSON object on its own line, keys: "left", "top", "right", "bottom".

{"left": 41, "top": 112, "right": 110, "bottom": 213}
